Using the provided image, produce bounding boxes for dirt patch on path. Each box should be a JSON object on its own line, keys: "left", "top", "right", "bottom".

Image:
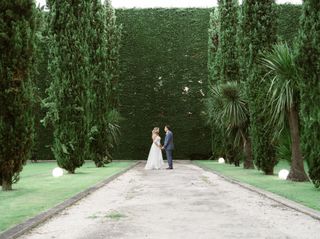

{"left": 20, "top": 162, "right": 320, "bottom": 239}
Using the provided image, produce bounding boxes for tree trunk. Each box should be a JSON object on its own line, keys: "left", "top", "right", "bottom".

{"left": 287, "top": 106, "right": 309, "bottom": 182}
{"left": 234, "top": 159, "right": 240, "bottom": 167}
{"left": 241, "top": 130, "right": 254, "bottom": 169}
{"left": 211, "top": 128, "right": 215, "bottom": 158}
{"left": 2, "top": 178, "right": 12, "bottom": 191}
{"left": 68, "top": 168, "right": 75, "bottom": 174}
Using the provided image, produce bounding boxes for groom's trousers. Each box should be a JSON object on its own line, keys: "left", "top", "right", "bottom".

{"left": 166, "top": 150, "right": 173, "bottom": 168}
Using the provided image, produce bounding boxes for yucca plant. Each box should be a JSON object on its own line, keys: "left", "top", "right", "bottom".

{"left": 276, "top": 131, "right": 292, "bottom": 163}
{"left": 205, "top": 96, "right": 227, "bottom": 160}
{"left": 89, "top": 109, "right": 121, "bottom": 167}
{"left": 261, "top": 43, "right": 309, "bottom": 182}
{"left": 208, "top": 82, "right": 254, "bottom": 169}
{"left": 105, "top": 109, "right": 121, "bottom": 161}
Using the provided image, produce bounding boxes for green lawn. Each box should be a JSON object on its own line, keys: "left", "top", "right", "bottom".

{"left": 194, "top": 160, "right": 320, "bottom": 211}
{"left": 0, "top": 161, "right": 135, "bottom": 232}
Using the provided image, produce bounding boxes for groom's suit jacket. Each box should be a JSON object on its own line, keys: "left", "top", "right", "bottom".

{"left": 164, "top": 131, "right": 174, "bottom": 151}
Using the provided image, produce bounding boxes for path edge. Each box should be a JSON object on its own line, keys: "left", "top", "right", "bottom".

{"left": 0, "top": 161, "right": 140, "bottom": 239}
{"left": 192, "top": 161, "right": 320, "bottom": 221}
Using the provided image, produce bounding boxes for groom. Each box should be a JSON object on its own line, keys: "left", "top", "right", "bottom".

{"left": 162, "top": 125, "right": 174, "bottom": 169}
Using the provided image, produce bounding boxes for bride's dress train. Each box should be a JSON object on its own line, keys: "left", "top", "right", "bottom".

{"left": 145, "top": 136, "right": 164, "bottom": 170}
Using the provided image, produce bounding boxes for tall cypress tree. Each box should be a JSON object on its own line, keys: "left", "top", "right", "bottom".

{"left": 240, "top": 0, "right": 277, "bottom": 174}
{"left": 207, "top": 0, "right": 254, "bottom": 168}
{"left": 87, "top": 0, "right": 109, "bottom": 167}
{"left": 208, "top": 9, "right": 220, "bottom": 87}
{"left": 218, "top": 0, "right": 242, "bottom": 166}
{"left": 0, "top": 1, "right": 36, "bottom": 190}
{"left": 219, "top": 0, "right": 240, "bottom": 83}
{"left": 42, "top": 0, "right": 91, "bottom": 173}
{"left": 297, "top": 0, "right": 320, "bottom": 187}
{"left": 105, "top": 0, "right": 122, "bottom": 109}
{"left": 103, "top": 0, "right": 122, "bottom": 162}
{"left": 207, "top": 9, "right": 225, "bottom": 159}
{"left": 88, "top": 0, "right": 122, "bottom": 167}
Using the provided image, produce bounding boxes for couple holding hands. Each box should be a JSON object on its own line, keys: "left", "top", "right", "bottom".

{"left": 144, "top": 125, "right": 174, "bottom": 170}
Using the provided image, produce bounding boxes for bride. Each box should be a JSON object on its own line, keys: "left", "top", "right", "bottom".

{"left": 145, "top": 127, "right": 164, "bottom": 170}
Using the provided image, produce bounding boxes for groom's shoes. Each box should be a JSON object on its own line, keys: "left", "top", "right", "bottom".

{"left": 166, "top": 167, "right": 173, "bottom": 170}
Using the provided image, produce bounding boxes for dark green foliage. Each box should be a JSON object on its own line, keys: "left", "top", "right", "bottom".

{"left": 207, "top": 0, "right": 250, "bottom": 167}
{"left": 207, "top": 9, "right": 225, "bottom": 159}
{"left": 219, "top": 0, "right": 240, "bottom": 83}
{"left": 276, "top": 131, "right": 291, "bottom": 163}
{"left": 32, "top": 10, "right": 52, "bottom": 162}
{"left": 269, "top": 4, "right": 301, "bottom": 173}
{"left": 261, "top": 43, "right": 308, "bottom": 181}
{"left": 297, "top": 0, "right": 320, "bottom": 187}
{"left": 32, "top": 6, "right": 301, "bottom": 161}
{"left": 208, "top": 9, "right": 220, "bottom": 86}
{"left": 218, "top": 0, "right": 250, "bottom": 166}
{"left": 0, "top": 1, "right": 36, "bottom": 190}
{"left": 88, "top": 0, "right": 122, "bottom": 167}
{"left": 276, "top": 4, "right": 302, "bottom": 46}
{"left": 241, "top": 0, "right": 277, "bottom": 174}
{"left": 105, "top": 1, "right": 122, "bottom": 109}
{"left": 42, "top": 1, "right": 91, "bottom": 173}
{"left": 115, "top": 9, "right": 212, "bottom": 160}
{"left": 103, "top": 1, "right": 122, "bottom": 162}
{"left": 207, "top": 81, "right": 252, "bottom": 167}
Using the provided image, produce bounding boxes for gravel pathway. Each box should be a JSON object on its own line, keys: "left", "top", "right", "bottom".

{"left": 19, "top": 162, "right": 320, "bottom": 239}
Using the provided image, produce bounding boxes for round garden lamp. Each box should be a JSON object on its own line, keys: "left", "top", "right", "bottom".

{"left": 278, "top": 169, "right": 289, "bottom": 180}
{"left": 52, "top": 167, "right": 64, "bottom": 178}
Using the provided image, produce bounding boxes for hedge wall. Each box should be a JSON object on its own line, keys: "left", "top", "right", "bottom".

{"left": 115, "top": 9, "right": 212, "bottom": 160}
{"left": 34, "top": 5, "right": 302, "bottom": 161}
{"left": 277, "top": 4, "right": 302, "bottom": 45}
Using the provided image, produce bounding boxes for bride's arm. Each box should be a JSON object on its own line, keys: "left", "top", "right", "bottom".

{"left": 153, "top": 137, "right": 161, "bottom": 148}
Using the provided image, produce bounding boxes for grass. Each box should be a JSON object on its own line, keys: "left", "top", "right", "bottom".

{"left": 0, "top": 161, "right": 135, "bottom": 232}
{"left": 194, "top": 160, "right": 320, "bottom": 211}
{"left": 105, "top": 211, "right": 127, "bottom": 220}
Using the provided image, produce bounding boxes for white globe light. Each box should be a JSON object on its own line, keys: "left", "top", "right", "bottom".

{"left": 52, "top": 167, "right": 64, "bottom": 177}
{"left": 218, "top": 157, "right": 225, "bottom": 164}
{"left": 278, "top": 169, "right": 289, "bottom": 180}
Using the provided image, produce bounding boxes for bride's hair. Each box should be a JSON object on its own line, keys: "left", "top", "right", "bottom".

{"left": 152, "top": 127, "right": 159, "bottom": 134}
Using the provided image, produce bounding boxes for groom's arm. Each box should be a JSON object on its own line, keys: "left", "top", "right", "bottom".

{"left": 163, "top": 133, "right": 172, "bottom": 149}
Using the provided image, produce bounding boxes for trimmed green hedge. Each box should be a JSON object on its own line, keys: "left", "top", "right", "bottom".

{"left": 115, "top": 9, "right": 212, "bottom": 160}
{"left": 34, "top": 5, "right": 302, "bottom": 161}
{"left": 277, "top": 4, "right": 302, "bottom": 45}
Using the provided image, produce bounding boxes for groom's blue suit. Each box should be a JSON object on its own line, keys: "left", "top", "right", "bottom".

{"left": 163, "top": 130, "right": 174, "bottom": 169}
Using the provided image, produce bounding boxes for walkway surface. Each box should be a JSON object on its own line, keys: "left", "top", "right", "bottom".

{"left": 20, "top": 162, "right": 320, "bottom": 239}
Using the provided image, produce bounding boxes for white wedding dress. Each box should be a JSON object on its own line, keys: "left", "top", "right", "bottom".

{"left": 145, "top": 136, "right": 164, "bottom": 170}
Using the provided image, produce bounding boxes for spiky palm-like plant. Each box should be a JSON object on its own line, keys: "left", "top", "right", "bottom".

{"left": 208, "top": 82, "right": 253, "bottom": 168}
{"left": 261, "top": 43, "right": 309, "bottom": 182}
